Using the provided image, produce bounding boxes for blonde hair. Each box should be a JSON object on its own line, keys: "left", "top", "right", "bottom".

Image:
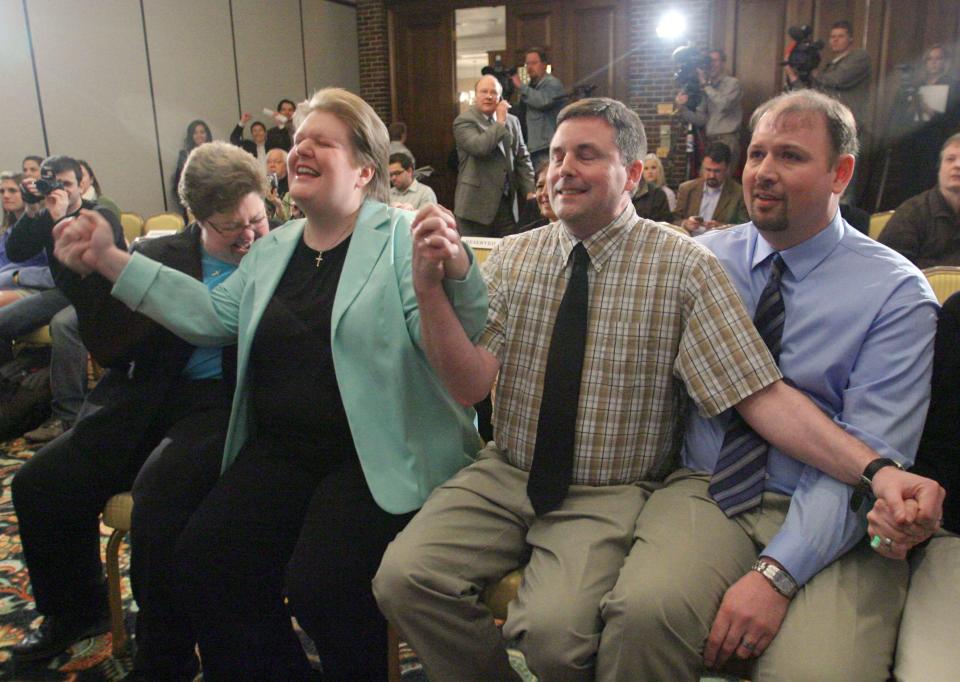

{"left": 178, "top": 141, "right": 267, "bottom": 220}
{"left": 643, "top": 153, "right": 666, "bottom": 187}
{"left": 305, "top": 88, "right": 390, "bottom": 203}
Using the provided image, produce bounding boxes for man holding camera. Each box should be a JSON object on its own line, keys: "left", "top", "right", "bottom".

{"left": 510, "top": 49, "right": 565, "bottom": 170}
{"left": 266, "top": 98, "right": 297, "bottom": 152}
{"left": 676, "top": 49, "right": 744, "bottom": 171}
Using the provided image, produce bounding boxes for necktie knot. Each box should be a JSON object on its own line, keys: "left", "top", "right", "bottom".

{"left": 769, "top": 253, "right": 785, "bottom": 283}
{"left": 571, "top": 242, "right": 590, "bottom": 272}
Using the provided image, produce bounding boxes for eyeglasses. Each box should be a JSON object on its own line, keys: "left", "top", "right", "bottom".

{"left": 204, "top": 215, "right": 266, "bottom": 236}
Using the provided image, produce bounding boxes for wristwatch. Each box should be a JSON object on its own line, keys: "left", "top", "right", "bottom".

{"left": 752, "top": 559, "right": 798, "bottom": 599}
{"left": 849, "top": 457, "right": 904, "bottom": 512}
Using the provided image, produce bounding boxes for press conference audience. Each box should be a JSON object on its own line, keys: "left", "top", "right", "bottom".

{"left": 631, "top": 167, "right": 672, "bottom": 222}
{"left": 11, "top": 141, "right": 268, "bottom": 675}
{"left": 676, "top": 49, "right": 744, "bottom": 171}
{"left": 0, "top": 171, "right": 52, "bottom": 308}
{"left": 231, "top": 112, "right": 269, "bottom": 174}
{"left": 388, "top": 152, "right": 436, "bottom": 210}
{"left": 388, "top": 121, "right": 415, "bottom": 167}
{"left": 52, "top": 87, "right": 485, "bottom": 680}
{"left": 880, "top": 133, "right": 960, "bottom": 267}
{"left": 266, "top": 99, "right": 297, "bottom": 152}
{"left": 674, "top": 141, "right": 748, "bottom": 233}
{"left": 21, "top": 156, "right": 43, "bottom": 181}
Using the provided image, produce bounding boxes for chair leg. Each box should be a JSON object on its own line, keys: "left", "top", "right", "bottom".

{"left": 105, "top": 528, "right": 128, "bottom": 657}
{"left": 387, "top": 622, "right": 402, "bottom": 682}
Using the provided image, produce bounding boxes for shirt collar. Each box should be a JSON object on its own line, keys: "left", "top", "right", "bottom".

{"left": 556, "top": 202, "right": 639, "bottom": 273}
{"left": 751, "top": 209, "right": 844, "bottom": 282}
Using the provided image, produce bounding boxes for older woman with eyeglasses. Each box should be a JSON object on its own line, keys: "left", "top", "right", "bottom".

{"left": 53, "top": 89, "right": 486, "bottom": 680}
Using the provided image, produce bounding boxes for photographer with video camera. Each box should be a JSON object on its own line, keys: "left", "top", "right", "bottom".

{"left": 510, "top": 48, "right": 565, "bottom": 169}
{"left": 675, "top": 48, "right": 744, "bottom": 172}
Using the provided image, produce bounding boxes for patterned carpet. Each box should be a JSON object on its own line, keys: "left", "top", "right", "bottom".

{"left": 0, "top": 439, "right": 134, "bottom": 681}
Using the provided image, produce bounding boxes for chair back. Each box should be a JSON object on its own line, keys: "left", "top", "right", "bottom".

{"left": 143, "top": 212, "right": 185, "bottom": 234}
{"left": 869, "top": 210, "right": 894, "bottom": 240}
{"left": 923, "top": 266, "right": 960, "bottom": 304}
{"left": 119, "top": 212, "right": 143, "bottom": 244}
{"left": 461, "top": 236, "right": 500, "bottom": 265}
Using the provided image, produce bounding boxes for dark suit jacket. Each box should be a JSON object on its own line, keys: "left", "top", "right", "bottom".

{"left": 673, "top": 176, "right": 748, "bottom": 226}
{"left": 632, "top": 182, "right": 673, "bottom": 223}
{"left": 230, "top": 124, "right": 259, "bottom": 157}
{"left": 266, "top": 125, "right": 292, "bottom": 152}
{"left": 59, "top": 225, "right": 236, "bottom": 468}
{"left": 912, "top": 291, "right": 960, "bottom": 533}
{"left": 453, "top": 106, "right": 535, "bottom": 225}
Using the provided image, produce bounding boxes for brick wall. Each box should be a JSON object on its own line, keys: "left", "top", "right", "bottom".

{"left": 356, "top": 0, "right": 391, "bottom": 122}
{"left": 626, "top": 0, "right": 712, "bottom": 186}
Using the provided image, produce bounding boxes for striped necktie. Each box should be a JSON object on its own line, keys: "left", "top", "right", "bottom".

{"left": 709, "top": 253, "right": 786, "bottom": 517}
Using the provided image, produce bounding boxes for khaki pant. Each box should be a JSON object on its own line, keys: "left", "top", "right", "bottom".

{"left": 597, "top": 469, "right": 908, "bottom": 682}
{"left": 373, "top": 445, "right": 654, "bottom": 682}
{"left": 894, "top": 530, "right": 960, "bottom": 681}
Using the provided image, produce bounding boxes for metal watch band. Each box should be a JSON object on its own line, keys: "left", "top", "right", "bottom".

{"left": 751, "top": 559, "right": 799, "bottom": 599}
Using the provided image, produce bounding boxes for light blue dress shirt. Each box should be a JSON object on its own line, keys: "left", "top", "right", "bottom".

{"left": 684, "top": 212, "right": 939, "bottom": 585}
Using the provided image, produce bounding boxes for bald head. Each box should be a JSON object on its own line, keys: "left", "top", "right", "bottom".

{"left": 266, "top": 148, "right": 287, "bottom": 178}
{"left": 475, "top": 75, "right": 502, "bottom": 116}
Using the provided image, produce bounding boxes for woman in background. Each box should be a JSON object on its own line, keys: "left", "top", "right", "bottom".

{"left": 173, "top": 120, "right": 212, "bottom": 216}
{"left": 643, "top": 152, "right": 676, "bottom": 212}
{"left": 0, "top": 171, "right": 52, "bottom": 307}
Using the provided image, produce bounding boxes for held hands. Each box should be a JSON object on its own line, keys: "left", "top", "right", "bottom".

{"left": 704, "top": 569, "right": 790, "bottom": 669}
{"left": 867, "top": 468, "right": 944, "bottom": 559}
{"left": 52, "top": 209, "right": 117, "bottom": 277}
{"left": 410, "top": 204, "right": 469, "bottom": 293}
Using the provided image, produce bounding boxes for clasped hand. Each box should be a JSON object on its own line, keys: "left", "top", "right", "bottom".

{"left": 410, "top": 204, "right": 468, "bottom": 292}
{"left": 52, "top": 209, "right": 115, "bottom": 277}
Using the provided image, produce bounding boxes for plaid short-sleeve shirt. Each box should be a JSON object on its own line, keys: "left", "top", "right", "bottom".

{"left": 478, "top": 205, "right": 781, "bottom": 485}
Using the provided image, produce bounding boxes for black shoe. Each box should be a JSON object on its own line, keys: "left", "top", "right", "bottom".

{"left": 12, "top": 612, "right": 111, "bottom": 663}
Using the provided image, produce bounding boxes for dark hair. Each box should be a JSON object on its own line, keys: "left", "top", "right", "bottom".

{"left": 40, "top": 155, "right": 82, "bottom": 184}
{"left": 251, "top": 121, "right": 267, "bottom": 134}
{"left": 389, "top": 152, "right": 414, "bottom": 170}
{"left": 750, "top": 89, "right": 859, "bottom": 162}
{"left": 77, "top": 159, "right": 102, "bottom": 196}
{"left": 22, "top": 155, "right": 43, "bottom": 167}
{"left": 830, "top": 20, "right": 853, "bottom": 37}
{"left": 184, "top": 119, "right": 212, "bottom": 151}
{"left": 1, "top": 171, "right": 25, "bottom": 228}
{"left": 557, "top": 97, "right": 646, "bottom": 165}
{"left": 535, "top": 159, "right": 550, "bottom": 182}
{"left": 388, "top": 122, "right": 407, "bottom": 141}
{"left": 525, "top": 47, "right": 549, "bottom": 64}
{"left": 703, "top": 141, "right": 732, "bottom": 165}
{"left": 277, "top": 99, "right": 296, "bottom": 112}
{"left": 710, "top": 49, "right": 727, "bottom": 62}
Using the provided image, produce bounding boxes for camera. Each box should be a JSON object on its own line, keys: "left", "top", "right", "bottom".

{"left": 783, "top": 25, "right": 824, "bottom": 87}
{"left": 20, "top": 170, "right": 64, "bottom": 205}
{"left": 672, "top": 45, "right": 711, "bottom": 110}
{"left": 268, "top": 173, "right": 279, "bottom": 192}
{"left": 481, "top": 57, "right": 519, "bottom": 100}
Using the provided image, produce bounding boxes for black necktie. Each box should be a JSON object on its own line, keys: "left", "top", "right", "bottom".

{"left": 527, "top": 243, "right": 590, "bottom": 516}
{"left": 709, "top": 253, "right": 786, "bottom": 516}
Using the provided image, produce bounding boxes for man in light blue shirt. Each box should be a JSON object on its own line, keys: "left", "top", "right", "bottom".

{"left": 597, "top": 89, "right": 940, "bottom": 681}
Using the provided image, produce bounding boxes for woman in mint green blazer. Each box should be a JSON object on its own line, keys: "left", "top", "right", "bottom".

{"left": 55, "top": 89, "right": 486, "bottom": 680}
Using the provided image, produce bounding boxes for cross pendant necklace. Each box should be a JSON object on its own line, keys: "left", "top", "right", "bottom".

{"left": 315, "top": 252, "right": 323, "bottom": 267}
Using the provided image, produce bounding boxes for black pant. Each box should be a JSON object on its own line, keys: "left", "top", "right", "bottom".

{"left": 10, "top": 379, "right": 230, "bottom": 622}
{"left": 129, "top": 406, "right": 229, "bottom": 678}
{"left": 171, "top": 443, "right": 414, "bottom": 681}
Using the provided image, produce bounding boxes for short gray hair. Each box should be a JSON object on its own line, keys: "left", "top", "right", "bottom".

{"left": 556, "top": 97, "right": 646, "bottom": 166}
{"left": 178, "top": 141, "right": 266, "bottom": 220}
{"left": 749, "top": 89, "right": 859, "bottom": 163}
{"left": 305, "top": 88, "right": 390, "bottom": 203}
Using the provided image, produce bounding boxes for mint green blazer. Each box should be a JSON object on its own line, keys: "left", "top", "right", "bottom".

{"left": 112, "top": 200, "right": 487, "bottom": 514}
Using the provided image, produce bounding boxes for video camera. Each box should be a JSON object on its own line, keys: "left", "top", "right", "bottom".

{"left": 481, "top": 57, "right": 520, "bottom": 101}
{"left": 783, "top": 25, "right": 824, "bottom": 87}
{"left": 672, "top": 45, "right": 711, "bottom": 110}
{"left": 20, "top": 169, "right": 64, "bottom": 205}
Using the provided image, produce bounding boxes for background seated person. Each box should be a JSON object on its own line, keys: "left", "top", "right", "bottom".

{"left": 643, "top": 152, "right": 676, "bottom": 211}
{"left": 389, "top": 152, "right": 436, "bottom": 210}
{"left": 0, "top": 171, "right": 53, "bottom": 308}
{"left": 53, "top": 88, "right": 486, "bottom": 681}
{"left": 11, "top": 141, "right": 268, "bottom": 673}
{"left": 674, "top": 141, "right": 748, "bottom": 234}
{"left": 880, "top": 132, "right": 960, "bottom": 268}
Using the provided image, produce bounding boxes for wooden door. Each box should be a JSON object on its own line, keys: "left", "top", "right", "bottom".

{"left": 390, "top": 5, "right": 457, "bottom": 208}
